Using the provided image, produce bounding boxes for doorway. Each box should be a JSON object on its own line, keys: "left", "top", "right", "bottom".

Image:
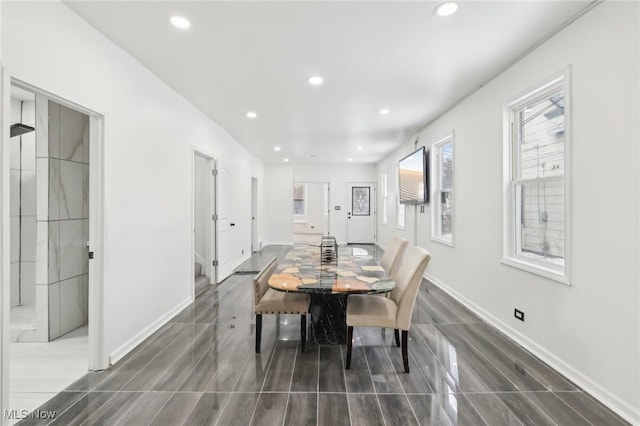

{"left": 192, "top": 149, "right": 216, "bottom": 296}
{"left": 216, "top": 161, "right": 234, "bottom": 281}
{"left": 3, "top": 77, "right": 106, "bottom": 419}
{"left": 292, "top": 182, "right": 330, "bottom": 244}
{"left": 347, "top": 182, "right": 376, "bottom": 244}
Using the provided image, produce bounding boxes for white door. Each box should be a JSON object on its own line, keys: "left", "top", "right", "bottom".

{"left": 347, "top": 182, "right": 376, "bottom": 244}
{"left": 216, "top": 163, "right": 234, "bottom": 281}
{"left": 251, "top": 177, "right": 258, "bottom": 253}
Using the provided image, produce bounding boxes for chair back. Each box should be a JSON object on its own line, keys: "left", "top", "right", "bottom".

{"left": 380, "top": 237, "right": 409, "bottom": 279}
{"left": 391, "top": 246, "right": 431, "bottom": 330}
{"left": 253, "top": 258, "right": 277, "bottom": 306}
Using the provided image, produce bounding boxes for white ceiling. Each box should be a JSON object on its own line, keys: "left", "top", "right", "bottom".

{"left": 66, "top": 1, "right": 593, "bottom": 164}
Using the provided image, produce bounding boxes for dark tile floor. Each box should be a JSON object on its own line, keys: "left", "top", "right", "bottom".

{"left": 18, "top": 246, "right": 629, "bottom": 425}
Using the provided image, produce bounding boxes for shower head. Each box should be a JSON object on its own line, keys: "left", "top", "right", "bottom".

{"left": 10, "top": 123, "right": 35, "bottom": 138}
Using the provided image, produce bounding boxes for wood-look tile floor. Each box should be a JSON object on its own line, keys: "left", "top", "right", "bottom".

{"left": 16, "top": 246, "right": 629, "bottom": 425}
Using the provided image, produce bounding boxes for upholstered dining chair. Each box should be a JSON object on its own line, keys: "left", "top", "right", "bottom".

{"left": 253, "top": 258, "right": 311, "bottom": 353}
{"left": 379, "top": 237, "right": 409, "bottom": 279}
{"left": 345, "top": 246, "right": 431, "bottom": 373}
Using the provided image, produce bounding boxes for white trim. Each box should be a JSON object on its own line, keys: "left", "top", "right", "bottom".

{"left": 502, "top": 67, "right": 571, "bottom": 285}
{"left": 109, "top": 296, "right": 193, "bottom": 365}
{"left": 1, "top": 66, "right": 12, "bottom": 426}
{"left": 424, "top": 272, "right": 639, "bottom": 425}
{"left": 87, "top": 113, "right": 107, "bottom": 370}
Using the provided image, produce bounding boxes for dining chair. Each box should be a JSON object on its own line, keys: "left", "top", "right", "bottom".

{"left": 253, "top": 258, "right": 311, "bottom": 353}
{"left": 379, "top": 237, "right": 409, "bottom": 279}
{"left": 345, "top": 246, "right": 431, "bottom": 373}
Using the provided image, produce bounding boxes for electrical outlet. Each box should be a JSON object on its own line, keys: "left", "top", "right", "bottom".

{"left": 514, "top": 308, "right": 525, "bottom": 322}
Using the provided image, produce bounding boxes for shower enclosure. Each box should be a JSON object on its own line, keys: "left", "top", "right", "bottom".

{"left": 9, "top": 86, "right": 90, "bottom": 342}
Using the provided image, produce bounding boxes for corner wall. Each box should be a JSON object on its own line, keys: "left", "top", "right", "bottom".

{"left": 377, "top": 2, "right": 639, "bottom": 422}
{"left": 1, "top": 1, "right": 265, "bottom": 365}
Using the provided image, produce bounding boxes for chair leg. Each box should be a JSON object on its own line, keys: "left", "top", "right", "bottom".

{"left": 346, "top": 326, "right": 354, "bottom": 369}
{"left": 301, "top": 314, "right": 307, "bottom": 353}
{"left": 255, "top": 314, "right": 262, "bottom": 353}
{"left": 402, "top": 330, "right": 409, "bottom": 373}
{"left": 394, "top": 329, "right": 400, "bottom": 347}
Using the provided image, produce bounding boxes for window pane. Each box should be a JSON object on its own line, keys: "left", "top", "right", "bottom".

{"left": 440, "top": 142, "right": 454, "bottom": 190}
{"left": 438, "top": 191, "right": 453, "bottom": 238}
{"left": 293, "top": 200, "right": 305, "bottom": 215}
{"left": 516, "top": 180, "right": 564, "bottom": 264}
{"left": 518, "top": 91, "right": 565, "bottom": 180}
{"left": 397, "top": 202, "right": 405, "bottom": 228}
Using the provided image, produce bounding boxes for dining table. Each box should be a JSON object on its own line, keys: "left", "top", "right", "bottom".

{"left": 268, "top": 244, "right": 395, "bottom": 344}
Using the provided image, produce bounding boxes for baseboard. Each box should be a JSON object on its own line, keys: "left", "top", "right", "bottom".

{"left": 424, "top": 272, "right": 639, "bottom": 425}
{"left": 262, "top": 242, "right": 294, "bottom": 246}
{"left": 109, "top": 296, "right": 193, "bottom": 365}
{"left": 232, "top": 254, "right": 251, "bottom": 270}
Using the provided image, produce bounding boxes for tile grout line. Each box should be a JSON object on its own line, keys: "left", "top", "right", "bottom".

{"left": 281, "top": 340, "right": 299, "bottom": 426}
{"left": 339, "top": 341, "right": 353, "bottom": 426}
{"left": 145, "top": 391, "right": 175, "bottom": 426}
{"left": 247, "top": 339, "right": 280, "bottom": 425}
{"left": 358, "top": 329, "right": 387, "bottom": 426}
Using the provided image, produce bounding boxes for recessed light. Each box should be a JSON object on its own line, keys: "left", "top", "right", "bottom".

{"left": 274, "top": 146, "right": 281, "bottom": 151}
{"left": 308, "top": 76, "right": 324, "bottom": 85}
{"left": 348, "top": 158, "right": 353, "bottom": 162}
{"left": 357, "top": 146, "right": 363, "bottom": 151}
{"left": 435, "top": 2, "right": 458, "bottom": 16}
{"left": 170, "top": 16, "right": 191, "bottom": 29}
{"left": 246, "top": 111, "right": 257, "bottom": 118}
{"left": 379, "top": 109, "right": 390, "bottom": 115}
{"left": 283, "top": 158, "right": 289, "bottom": 162}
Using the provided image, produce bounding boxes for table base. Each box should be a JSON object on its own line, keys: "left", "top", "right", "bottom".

{"left": 309, "top": 294, "right": 348, "bottom": 344}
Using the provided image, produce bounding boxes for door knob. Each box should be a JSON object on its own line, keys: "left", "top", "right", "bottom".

{"left": 230, "top": 223, "right": 236, "bottom": 227}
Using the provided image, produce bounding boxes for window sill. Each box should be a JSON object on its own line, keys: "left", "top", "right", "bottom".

{"left": 431, "top": 236, "right": 454, "bottom": 247}
{"left": 500, "top": 256, "right": 570, "bottom": 285}
{"left": 396, "top": 226, "right": 405, "bottom": 231}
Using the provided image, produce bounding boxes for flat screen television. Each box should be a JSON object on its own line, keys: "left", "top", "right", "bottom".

{"left": 399, "top": 147, "right": 428, "bottom": 204}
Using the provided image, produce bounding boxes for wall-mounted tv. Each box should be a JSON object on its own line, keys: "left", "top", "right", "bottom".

{"left": 399, "top": 147, "right": 429, "bottom": 204}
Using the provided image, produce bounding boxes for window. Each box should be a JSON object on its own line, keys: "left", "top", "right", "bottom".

{"left": 293, "top": 183, "right": 306, "bottom": 216}
{"left": 381, "top": 171, "right": 388, "bottom": 225}
{"left": 397, "top": 167, "right": 405, "bottom": 229}
{"left": 503, "top": 71, "right": 570, "bottom": 283}
{"left": 431, "top": 136, "right": 454, "bottom": 245}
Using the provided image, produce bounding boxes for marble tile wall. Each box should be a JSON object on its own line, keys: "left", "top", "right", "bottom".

{"left": 23, "top": 98, "right": 92, "bottom": 341}
{"left": 43, "top": 100, "right": 90, "bottom": 340}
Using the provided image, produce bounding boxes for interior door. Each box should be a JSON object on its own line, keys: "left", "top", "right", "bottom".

{"left": 347, "top": 182, "right": 376, "bottom": 244}
{"left": 216, "top": 162, "right": 234, "bottom": 281}
{"left": 251, "top": 177, "right": 258, "bottom": 253}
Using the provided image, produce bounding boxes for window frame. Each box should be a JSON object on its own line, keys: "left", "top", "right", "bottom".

{"left": 431, "top": 134, "right": 455, "bottom": 246}
{"left": 502, "top": 69, "right": 572, "bottom": 285}
{"left": 396, "top": 166, "right": 405, "bottom": 230}
{"left": 293, "top": 183, "right": 306, "bottom": 217}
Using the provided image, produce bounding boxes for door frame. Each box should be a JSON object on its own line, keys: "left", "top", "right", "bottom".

{"left": 1, "top": 73, "right": 108, "bottom": 419}
{"left": 191, "top": 147, "right": 217, "bottom": 297}
{"left": 251, "top": 176, "right": 258, "bottom": 253}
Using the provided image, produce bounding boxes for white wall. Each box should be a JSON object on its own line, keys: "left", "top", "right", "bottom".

{"left": 377, "top": 3, "right": 639, "bottom": 422}
{"left": 1, "top": 1, "right": 265, "bottom": 365}
{"left": 265, "top": 163, "right": 376, "bottom": 245}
